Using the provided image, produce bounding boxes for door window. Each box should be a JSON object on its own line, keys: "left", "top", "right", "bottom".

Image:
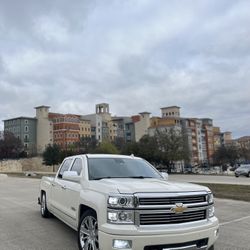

{"left": 58, "top": 159, "right": 73, "bottom": 178}
{"left": 70, "top": 158, "right": 83, "bottom": 176}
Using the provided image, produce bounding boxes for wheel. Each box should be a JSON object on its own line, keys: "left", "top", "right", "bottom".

{"left": 78, "top": 210, "right": 99, "bottom": 250}
{"left": 40, "top": 192, "right": 51, "bottom": 218}
{"left": 235, "top": 175, "right": 239, "bottom": 178}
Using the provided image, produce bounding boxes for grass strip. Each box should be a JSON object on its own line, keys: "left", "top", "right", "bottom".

{"left": 194, "top": 183, "right": 250, "bottom": 202}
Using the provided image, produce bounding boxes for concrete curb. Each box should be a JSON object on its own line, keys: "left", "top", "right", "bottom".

{"left": 0, "top": 171, "right": 56, "bottom": 178}
{"left": 0, "top": 174, "right": 8, "bottom": 178}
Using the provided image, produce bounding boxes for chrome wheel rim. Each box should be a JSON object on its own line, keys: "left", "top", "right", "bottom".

{"left": 41, "top": 194, "right": 45, "bottom": 215}
{"left": 79, "top": 215, "right": 99, "bottom": 250}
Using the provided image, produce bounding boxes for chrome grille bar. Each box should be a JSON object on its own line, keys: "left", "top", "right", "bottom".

{"left": 140, "top": 210, "right": 206, "bottom": 225}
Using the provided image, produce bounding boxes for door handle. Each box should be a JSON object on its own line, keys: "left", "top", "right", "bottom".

{"left": 61, "top": 185, "right": 67, "bottom": 190}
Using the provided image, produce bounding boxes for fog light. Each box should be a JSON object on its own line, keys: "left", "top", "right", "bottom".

{"left": 113, "top": 239, "right": 132, "bottom": 249}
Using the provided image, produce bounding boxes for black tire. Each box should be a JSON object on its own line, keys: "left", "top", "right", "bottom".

{"left": 247, "top": 172, "right": 250, "bottom": 178}
{"left": 235, "top": 175, "right": 239, "bottom": 178}
{"left": 40, "top": 192, "right": 51, "bottom": 218}
{"left": 78, "top": 210, "right": 99, "bottom": 250}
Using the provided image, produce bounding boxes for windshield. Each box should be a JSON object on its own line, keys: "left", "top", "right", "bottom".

{"left": 88, "top": 158, "right": 162, "bottom": 180}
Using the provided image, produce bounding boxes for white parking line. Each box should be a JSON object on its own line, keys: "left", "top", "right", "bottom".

{"left": 220, "top": 215, "right": 250, "bottom": 226}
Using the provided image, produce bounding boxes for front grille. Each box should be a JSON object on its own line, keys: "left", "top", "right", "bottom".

{"left": 139, "top": 209, "right": 206, "bottom": 225}
{"left": 139, "top": 195, "right": 206, "bottom": 206}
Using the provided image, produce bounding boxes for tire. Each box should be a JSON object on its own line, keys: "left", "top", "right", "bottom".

{"left": 78, "top": 210, "right": 99, "bottom": 250}
{"left": 247, "top": 172, "right": 250, "bottom": 178}
{"left": 40, "top": 192, "right": 51, "bottom": 218}
{"left": 235, "top": 175, "right": 239, "bottom": 178}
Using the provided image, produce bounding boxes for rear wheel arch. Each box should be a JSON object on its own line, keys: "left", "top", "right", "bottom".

{"left": 40, "top": 191, "right": 51, "bottom": 218}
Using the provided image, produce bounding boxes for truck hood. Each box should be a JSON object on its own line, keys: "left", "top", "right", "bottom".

{"left": 89, "top": 178, "right": 210, "bottom": 194}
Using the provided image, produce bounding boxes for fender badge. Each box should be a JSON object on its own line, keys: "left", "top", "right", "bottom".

{"left": 170, "top": 203, "right": 187, "bottom": 214}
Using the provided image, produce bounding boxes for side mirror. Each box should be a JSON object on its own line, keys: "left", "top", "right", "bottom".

{"left": 62, "top": 171, "right": 81, "bottom": 182}
{"left": 160, "top": 172, "right": 168, "bottom": 180}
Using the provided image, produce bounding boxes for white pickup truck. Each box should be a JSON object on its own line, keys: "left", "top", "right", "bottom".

{"left": 38, "top": 154, "right": 219, "bottom": 250}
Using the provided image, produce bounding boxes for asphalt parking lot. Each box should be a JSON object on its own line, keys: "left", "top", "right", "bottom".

{"left": 0, "top": 177, "right": 250, "bottom": 250}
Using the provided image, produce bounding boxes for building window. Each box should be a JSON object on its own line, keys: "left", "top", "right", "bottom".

{"left": 25, "top": 126, "right": 29, "bottom": 132}
{"left": 25, "top": 120, "right": 28, "bottom": 124}
{"left": 24, "top": 134, "right": 29, "bottom": 142}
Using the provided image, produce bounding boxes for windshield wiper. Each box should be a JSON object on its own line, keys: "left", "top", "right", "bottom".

{"left": 126, "top": 176, "right": 153, "bottom": 179}
{"left": 92, "top": 176, "right": 126, "bottom": 180}
{"left": 92, "top": 176, "right": 154, "bottom": 180}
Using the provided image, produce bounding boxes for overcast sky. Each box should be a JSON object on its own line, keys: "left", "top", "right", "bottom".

{"left": 0, "top": 0, "right": 249, "bottom": 138}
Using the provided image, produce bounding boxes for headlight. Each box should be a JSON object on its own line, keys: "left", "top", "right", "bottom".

{"left": 107, "top": 209, "right": 134, "bottom": 224}
{"left": 108, "top": 195, "right": 135, "bottom": 208}
{"left": 207, "top": 192, "right": 214, "bottom": 204}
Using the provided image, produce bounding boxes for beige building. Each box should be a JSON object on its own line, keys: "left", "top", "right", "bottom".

{"left": 213, "top": 127, "right": 222, "bottom": 150}
{"left": 223, "top": 132, "right": 232, "bottom": 145}
{"left": 234, "top": 136, "right": 250, "bottom": 149}
{"left": 161, "top": 106, "right": 181, "bottom": 118}
{"left": 108, "top": 120, "right": 118, "bottom": 141}
{"left": 35, "top": 106, "right": 53, "bottom": 154}
{"left": 132, "top": 112, "right": 151, "bottom": 142}
{"left": 79, "top": 119, "right": 91, "bottom": 138}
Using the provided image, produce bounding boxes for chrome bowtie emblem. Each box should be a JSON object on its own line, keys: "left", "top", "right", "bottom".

{"left": 170, "top": 203, "right": 187, "bottom": 214}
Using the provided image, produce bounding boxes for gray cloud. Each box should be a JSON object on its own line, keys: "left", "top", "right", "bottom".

{"left": 0, "top": 0, "right": 249, "bottom": 138}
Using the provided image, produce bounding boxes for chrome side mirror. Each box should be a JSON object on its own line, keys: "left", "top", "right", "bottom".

{"left": 160, "top": 172, "right": 168, "bottom": 180}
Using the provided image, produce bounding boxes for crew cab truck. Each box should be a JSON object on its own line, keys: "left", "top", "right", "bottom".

{"left": 38, "top": 154, "right": 219, "bottom": 250}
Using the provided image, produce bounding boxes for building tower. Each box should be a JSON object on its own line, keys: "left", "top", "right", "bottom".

{"left": 95, "top": 103, "right": 111, "bottom": 121}
{"left": 35, "top": 105, "right": 53, "bottom": 154}
{"left": 161, "top": 106, "right": 181, "bottom": 118}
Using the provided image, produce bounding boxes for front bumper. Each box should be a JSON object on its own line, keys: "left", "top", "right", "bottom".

{"left": 99, "top": 217, "right": 219, "bottom": 250}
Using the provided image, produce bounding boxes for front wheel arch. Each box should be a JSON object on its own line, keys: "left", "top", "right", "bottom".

{"left": 78, "top": 204, "right": 97, "bottom": 226}
{"left": 78, "top": 209, "right": 99, "bottom": 250}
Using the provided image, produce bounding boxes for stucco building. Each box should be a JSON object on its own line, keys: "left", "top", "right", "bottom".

{"left": 3, "top": 116, "right": 37, "bottom": 155}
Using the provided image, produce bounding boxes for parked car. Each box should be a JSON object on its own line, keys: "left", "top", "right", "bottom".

{"left": 235, "top": 164, "right": 250, "bottom": 177}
